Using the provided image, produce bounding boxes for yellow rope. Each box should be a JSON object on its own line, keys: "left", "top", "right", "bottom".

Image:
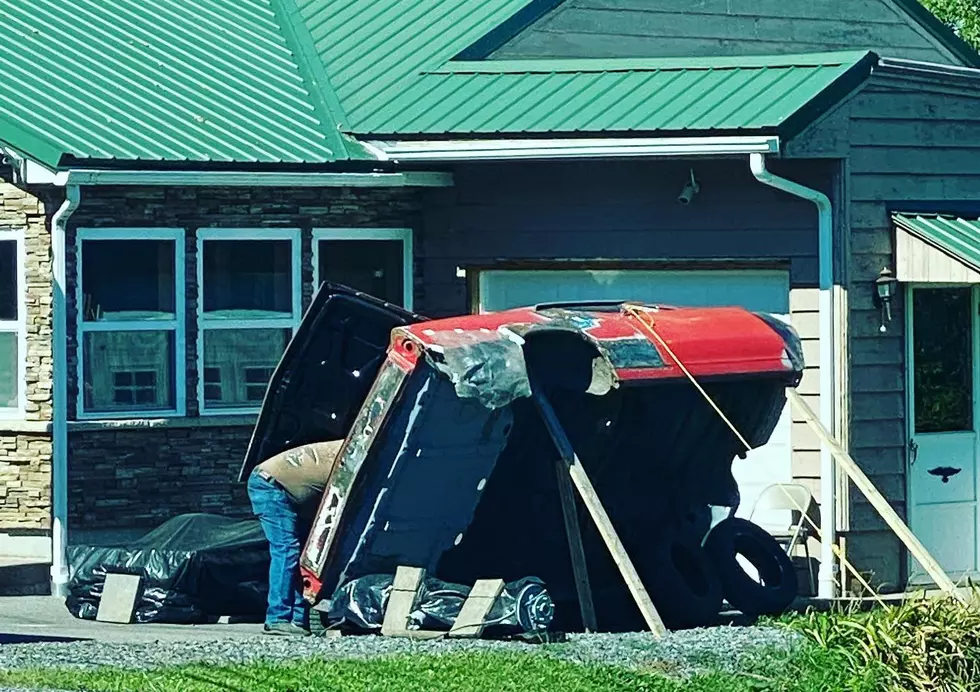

{"left": 624, "top": 304, "right": 886, "bottom": 606}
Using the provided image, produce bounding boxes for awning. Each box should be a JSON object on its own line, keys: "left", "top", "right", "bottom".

{"left": 893, "top": 213, "right": 980, "bottom": 283}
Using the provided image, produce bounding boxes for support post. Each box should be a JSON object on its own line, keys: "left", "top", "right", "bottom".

{"left": 788, "top": 390, "right": 961, "bottom": 599}
{"left": 531, "top": 384, "right": 667, "bottom": 637}
{"left": 554, "top": 458, "right": 598, "bottom": 632}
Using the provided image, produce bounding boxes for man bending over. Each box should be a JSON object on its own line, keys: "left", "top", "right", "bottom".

{"left": 247, "top": 440, "right": 344, "bottom": 636}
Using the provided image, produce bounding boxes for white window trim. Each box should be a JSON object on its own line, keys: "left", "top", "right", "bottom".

{"left": 312, "top": 228, "right": 414, "bottom": 310}
{"left": 0, "top": 228, "right": 27, "bottom": 419}
{"left": 196, "top": 228, "right": 302, "bottom": 416}
{"left": 76, "top": 228, "right": 187, "bottom": 420}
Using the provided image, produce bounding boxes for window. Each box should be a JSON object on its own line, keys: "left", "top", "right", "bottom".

{"left": 197, "top": 230, "right": 301, "bottom": 413}
{"left": 913, "top": 287, "right": 974, "bottom": 433}
{"left": 0, "top": 230, "right": 24, "bottom": 415}
{"left": 313, "top": 229, "right": 413, "bottom": 309}
{"left": 77, "top": 229, "right": 185, "bottom": 417}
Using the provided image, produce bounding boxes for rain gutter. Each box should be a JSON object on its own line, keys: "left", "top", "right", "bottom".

{"left": 749, "top": 153, "right": 837, "bottom": 601}
{"left": 49, "top": 180, "right": 79, "bottom": 598}
{"left": 43, "top": 169, "right": 453, "bottom": 188}
{"left": 367, "top": 136, "right": 780, "bottom": 161}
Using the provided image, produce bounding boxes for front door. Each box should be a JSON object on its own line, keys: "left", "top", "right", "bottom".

{"left": 907, "top": 285, "right": 979, "bottom": 583}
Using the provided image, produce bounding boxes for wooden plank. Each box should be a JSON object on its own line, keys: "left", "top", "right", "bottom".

{"left": 788, "top": 390, "right": 962, "bottom": 598}
{"left": 382, "top": 566, "right": 425, "bottom": 637}
{"left": 96, "top": 573, "right": 141, "bottom": 624}
{"left": 531, "top": 384, "right": 667, "bottom": 637}
{"left": 554, "top": 458, "right": 598, "bottom": 632}
{"left": 448, "top": 579, "right": 505, "bottom": 639}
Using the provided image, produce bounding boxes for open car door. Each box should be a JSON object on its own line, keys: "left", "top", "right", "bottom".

{"left": 238, "top": 282, "right": 424, "bottom": 481}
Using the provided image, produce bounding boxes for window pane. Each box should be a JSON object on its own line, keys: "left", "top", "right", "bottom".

{"left": 913, "top": 287, "right": 973, "bottom": 433}
{"left": 81, "top": 239, "right": 176, "bottom": 321}
{"left": 318, "top": 239, "right": 404, "bottom": 306}
{"left": 202, "top": 328, "right": 290, "bottom": 409}
{"left": 203, "top": 240, "right": 292, "bottom": 317}
{"left": 0, "top": 331, "right": 17, "bottom": 408}
{"left": 0, "top": 240, "right": 16, "bottom": 321}
{"left": 83, "top": 331, "right": 175, "bottom": 412}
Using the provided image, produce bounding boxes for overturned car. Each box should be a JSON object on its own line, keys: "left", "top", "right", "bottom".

{"left": 240, "top": 284, "right": 805, "bottom": 633}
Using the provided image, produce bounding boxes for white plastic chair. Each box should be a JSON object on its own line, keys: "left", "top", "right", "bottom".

{"left": 749, "top": 483, "right": 819, "bottom": 595}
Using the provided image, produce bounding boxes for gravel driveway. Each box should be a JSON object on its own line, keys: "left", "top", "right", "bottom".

{"left": 0, "top": 625, "right": 801, "bottom": 678}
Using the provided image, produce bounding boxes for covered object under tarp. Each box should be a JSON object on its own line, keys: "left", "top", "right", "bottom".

{"left": 66, "top": 513, "right": 269, "bottom": 624}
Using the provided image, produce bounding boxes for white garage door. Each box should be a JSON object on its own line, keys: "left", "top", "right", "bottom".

{"left": 478, "top": 268, "right": 792, "bottom": 518}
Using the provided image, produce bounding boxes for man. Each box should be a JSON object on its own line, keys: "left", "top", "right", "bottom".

{"left": 247, "top": 439, "right": 344, "bottom": 636}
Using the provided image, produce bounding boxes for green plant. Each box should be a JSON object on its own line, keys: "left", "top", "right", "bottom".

{"left": 782, "top": 594, "right": 980, "bottom": 692}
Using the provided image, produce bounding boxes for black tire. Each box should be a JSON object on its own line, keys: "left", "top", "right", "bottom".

{"left": 703, "top": 518, "right": 798, "bottom": 616}
{"left": 639, "top": 533, "right": 724, "bottom": 630}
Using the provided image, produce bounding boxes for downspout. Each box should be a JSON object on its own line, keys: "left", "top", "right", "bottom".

{"left": 49, "top": 179, "right": 79, "bottom": 597}
{"left": 749, "top": 153, "right": 837, "bottom": 601}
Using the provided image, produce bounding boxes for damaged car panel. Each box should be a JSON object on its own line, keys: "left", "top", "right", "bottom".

{"left": 239, "top": 282, "right": 423, "bottom": 482}
{"left": 246, "top": 293, "right": 805, "bottom": 629}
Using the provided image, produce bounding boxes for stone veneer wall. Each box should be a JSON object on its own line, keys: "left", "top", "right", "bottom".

{"left": 0, "top": 175, "right": 54, "bottom": 540}
{"left": 66, "top": 185, "right": 423, "bottom": 531}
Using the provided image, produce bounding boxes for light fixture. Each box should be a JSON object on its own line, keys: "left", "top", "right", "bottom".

{"left": 873, "top": 267, "right": 898, "bottom": 333}
{"left": 677, "top": 168, "right": 700, "bottom": 205}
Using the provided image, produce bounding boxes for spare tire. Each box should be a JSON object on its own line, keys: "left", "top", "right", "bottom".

{"left": 639, "top": 533, "right": 724, "bottom": 630}
{"left": 703, "top": 518, "right": 797, "bottom": 616}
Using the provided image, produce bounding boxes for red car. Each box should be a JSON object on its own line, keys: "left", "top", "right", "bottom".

{"left": 241, "top": 283, "right": 804, "bottom": 632}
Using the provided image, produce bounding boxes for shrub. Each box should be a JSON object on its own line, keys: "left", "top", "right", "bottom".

{"left": 782, "top": 593, "right": 980, "bottom": 692}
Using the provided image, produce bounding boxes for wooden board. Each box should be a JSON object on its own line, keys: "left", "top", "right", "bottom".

{"left": 531, "top": 384, "right": 667, "bottom": 637}
{"left": 554, "top": 458, "right": 598, "bottom": 632}
{"left": 381, "top": 566, "right": 425, "bottom": 637}
{"left": 788, "top": 390, "right": 962, "bottom": 599}
{"left": 380, "top": 566, "right": 445, "bottom": 640}
{"left": 96, "top": 573, "right": 142, "bottom": 624}
{"left": 448, "top": 578, "right": 504, "bottom": 639}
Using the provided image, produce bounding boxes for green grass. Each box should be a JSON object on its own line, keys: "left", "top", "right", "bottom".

{"left": 14, "top": 596, "right": 980, "bottom": 692}
{"left": 0, "top": 647, "right": 885, "bottom": 692}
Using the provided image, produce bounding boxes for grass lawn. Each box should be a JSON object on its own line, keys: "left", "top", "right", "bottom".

{"left": 0, "top": 646, "right": 886, "bottom": 692}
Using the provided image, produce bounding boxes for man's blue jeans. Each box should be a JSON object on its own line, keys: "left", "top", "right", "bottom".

{"left": 247, "top": 471, "right": 309, "bottom": 628}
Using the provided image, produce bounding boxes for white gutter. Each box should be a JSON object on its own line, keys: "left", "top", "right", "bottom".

{"left": 49, "top": 180, "right": 79, "bottom": 598}
{"left": 370, "top": 136, "right": 780, "bottom": 161}
{"left": 44, "top": 169, "right": 453, "bottom": 188}
{"left": 749, "top": 153, "right": 836, "bottom": 600}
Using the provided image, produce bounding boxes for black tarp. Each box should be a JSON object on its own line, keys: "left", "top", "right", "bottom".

{"left": 325, "top": 573, "right": 554, "bottom": 636}
{"left": 66, "top": 513, "right": 269, "bottom": 624}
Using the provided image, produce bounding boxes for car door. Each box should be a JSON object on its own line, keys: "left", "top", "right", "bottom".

{"left": 238, "top": 282, "right": 424, "bottom": 481}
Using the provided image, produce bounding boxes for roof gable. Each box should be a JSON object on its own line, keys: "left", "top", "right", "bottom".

{"left": 483, "top": 0, "right": 980, "bottom": 68}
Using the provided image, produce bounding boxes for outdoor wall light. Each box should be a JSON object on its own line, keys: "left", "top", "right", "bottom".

{"left": 677, "top": 168, "right": 700, "bottom": 205}
{"left": 873, "top": 267, "right": 898, "bottom": 333}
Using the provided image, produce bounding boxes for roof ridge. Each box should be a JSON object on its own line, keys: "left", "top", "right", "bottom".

{"left": 433, "top": 51, "right": 876, "bottom": 75}
{"left": 268, "top": 0, "right": 354, "bottom": 158}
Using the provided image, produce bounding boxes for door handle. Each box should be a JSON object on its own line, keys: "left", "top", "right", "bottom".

{"left": 909, "top": 439, "right": 918, "bottom": 465}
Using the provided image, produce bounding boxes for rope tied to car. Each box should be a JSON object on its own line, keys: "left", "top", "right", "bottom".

{"left": 623, "top": 303, "right": 886, "bottom": 606}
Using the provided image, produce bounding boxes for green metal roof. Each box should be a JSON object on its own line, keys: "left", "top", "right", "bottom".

{"left": 0, "top": 0, "right": 962, "bottom": 167}
{"left": 350, "top": 52, "right": 877, "bottom": 136}
{"left": 0, "top": 0, "right": 352, "bottom": 167}
{"left": 894, "top": 213, "right": 980, "bottom": 273}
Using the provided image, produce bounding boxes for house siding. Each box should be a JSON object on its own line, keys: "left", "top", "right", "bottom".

{"left": 0, "top": 177, "right": 54, "bottom": 549}
{"left": 491, "top": 0, "right": 962, "bottom": 65}
{"left": 64, "top": 186, "right": 423, "bottom": 531}
{"left": 844, "top": 74, "right": 980, "bottom": 590}
{"left": 419, "top": 157, "right": 839, "bottom": 504}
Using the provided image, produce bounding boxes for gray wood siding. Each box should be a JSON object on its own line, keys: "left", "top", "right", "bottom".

{"left": 492, "top": 0, "right": 961, "bottom": 65}
{"left": 419, "top": 158, "right": 837, "bottom": 493}
{"left": 845, "top": 75, "right": 980, "bottom": 590}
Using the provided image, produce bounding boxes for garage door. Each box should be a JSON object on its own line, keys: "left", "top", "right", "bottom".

{"left": 478, "top": 268, "right": 792, "bottom": 518}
